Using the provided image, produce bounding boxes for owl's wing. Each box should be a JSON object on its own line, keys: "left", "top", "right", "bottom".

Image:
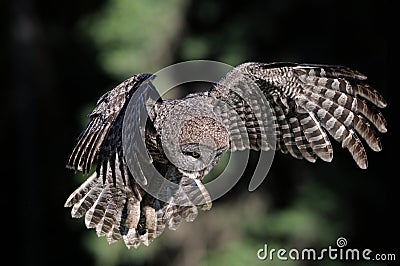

{"left": 67, "top": 74, "right": 155, "bottom": 180}
{"left": 65, "top": 74, "right": 211, "bottom": 248}
{"left": 210, "top": 62, "right": 387, "bottom": 168}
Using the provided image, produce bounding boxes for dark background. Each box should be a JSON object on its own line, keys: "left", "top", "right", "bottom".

{"left": 3, "top": 0, "right": 396, "bottom": 265}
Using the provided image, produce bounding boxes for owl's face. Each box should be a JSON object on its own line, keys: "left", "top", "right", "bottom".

{"left": 175, "top": 117, "right": 229, "bottom": 175}
{"left": 179, "top": 142, "right": 228, "bottom": 175}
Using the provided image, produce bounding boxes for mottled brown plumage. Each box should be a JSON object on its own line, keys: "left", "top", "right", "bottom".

{"left": 65, "top": 62, "right": 387, "bottom": 248}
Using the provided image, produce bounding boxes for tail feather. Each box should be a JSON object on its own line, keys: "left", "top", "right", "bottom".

{"left": 123, "top": 229, "right": 141, "bottom": 249}
{"left": 94, "top": 162, "right": 130, "bottom": 242}
{"left": 155, "top": 208, "right": 166, "bottom": 238}
{"left": 90, "top": 186, "right": 126, "bottom": 244}
{"left": 101, "top": 201, "right": 120, "bottom": 240}
{"left": 182, "top": 178, "right": 212, "bottom": 211}
{"left": 85, "top": 185, "right": 109, "bottom": 229}
{"left": 122, "top": 196, "right": 141, "bottom": 247}
{"left": 181, "top": 205, "right": 199, "bottom": 222}
{"left": 64, "top": 172, "right": 98, "bottom": 207}
{"left": 151, "top": 175, "right": 212, "bottom": 232}
{"left": 160, "top": 204, "right": 197, "bottom": 231}
{"left": 165, "top": 204, "right": 183, "bottom": 230}
{"left": 70, "top": 178, "right": 103, "bottom": 218}
{"left": 107, "top": 223, "right": 123, "bottom": 244}
{"left": 142, "top": 206, "right": 157, "bottom": 244}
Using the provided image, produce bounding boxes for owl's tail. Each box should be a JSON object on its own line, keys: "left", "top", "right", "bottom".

{"left": 65, "top": 160, "right": 211, "bottom": 248}
{"left": 64, "top": 166, "right": 138, "bottom": 245}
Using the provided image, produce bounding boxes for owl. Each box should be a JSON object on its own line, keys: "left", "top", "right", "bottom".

{"left": 65, "top": 62, "right": 387, "bottom": 248}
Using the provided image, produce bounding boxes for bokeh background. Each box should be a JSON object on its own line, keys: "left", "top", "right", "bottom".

{"left": 4, "top": 0, "right": 396, "bottom": 265}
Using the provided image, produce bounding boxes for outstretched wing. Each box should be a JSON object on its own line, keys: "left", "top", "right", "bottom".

{"left": 67, "top": 74, "right": 155, "bottom": 177}
{"left": 65, "top": 74, "right": 211, "bottom": 248}
{"left": 210, "top": 62, "right": 387, "bottom": 168}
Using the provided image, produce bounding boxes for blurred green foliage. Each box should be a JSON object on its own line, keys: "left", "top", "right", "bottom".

{"left": 81, "top": 0, "right": 187, "bottom": 78}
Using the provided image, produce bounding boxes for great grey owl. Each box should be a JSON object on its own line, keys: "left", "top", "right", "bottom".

{"left": 65, "top": 62, "right": 387, "bottom": 248}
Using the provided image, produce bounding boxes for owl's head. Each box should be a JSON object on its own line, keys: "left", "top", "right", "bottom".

{"left": 175, "top": 116, "right": 229, "bottom": 175}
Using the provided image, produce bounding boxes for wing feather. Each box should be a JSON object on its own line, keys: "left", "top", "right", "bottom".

{"left": 211, "top": 62, "right": 387, "bottom": 168}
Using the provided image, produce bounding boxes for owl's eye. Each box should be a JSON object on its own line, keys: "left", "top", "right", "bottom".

{"left": 191, "top": 151, "right": 200, "bottom": 158}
